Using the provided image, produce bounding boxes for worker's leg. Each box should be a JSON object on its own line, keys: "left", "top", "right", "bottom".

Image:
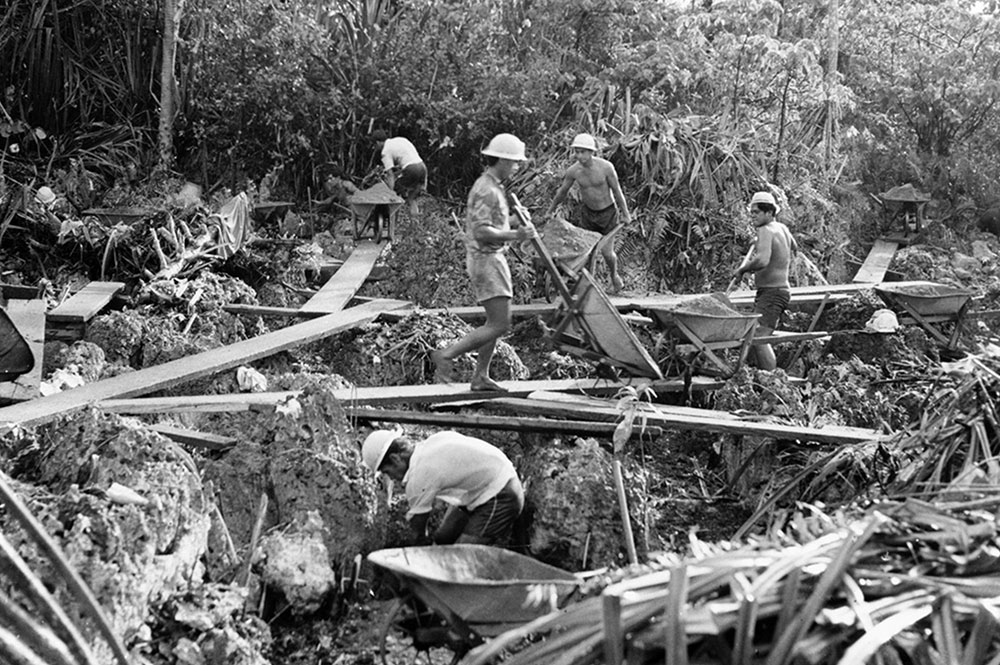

{"left": 749, "top": 287, "right": 789, "bottom": 371}
{"left": 432, "top": 252, "right": 512, "bottom": 384}
{"left": 456, "top": 477, "right": 525, "bottom": 547}
{"left": 602, "top": 242, "right": 624, "bottom": 293}
{"left": 432, "top": 506, "right": 469, "bottom": 545}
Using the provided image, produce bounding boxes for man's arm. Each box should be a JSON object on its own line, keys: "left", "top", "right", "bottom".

{"left": 407, "top": 513, "right": 432, "bottom": 545}
{"left": 545, "top": 171, "right": 575, "bottom": 217}
{"left": 738, "top": 227, "right": 774, "bottom": 275}
{"left": 606, "top": 165, "right": 631, "bottom": 224}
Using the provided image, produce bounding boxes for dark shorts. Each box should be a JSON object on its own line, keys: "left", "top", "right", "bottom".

{"left": 467, "top": 251, "right": 513, "bottom": 303}
{"left": 433, "top": 477, "right": 525, "bottom": 547}
{"left": 754, "top": 286, "right": 791, "bottom": 331}
{"left": 579, "top": 203, "right": 619, "bottom": 235}
{"left": 395, "top": 162, "right": 427, "bottom": 200}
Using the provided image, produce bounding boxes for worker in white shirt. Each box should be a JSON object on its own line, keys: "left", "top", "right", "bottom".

{"left": 372, "top": 130, "right": 427, "bottom": 217}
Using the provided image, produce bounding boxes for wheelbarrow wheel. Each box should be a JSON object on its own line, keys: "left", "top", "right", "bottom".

{"left": 379, "top": 596, "right": 461, "bottom": 665}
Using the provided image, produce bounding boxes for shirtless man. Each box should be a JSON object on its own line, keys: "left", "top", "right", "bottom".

{"left": 545, "top": 133, "right": 631, "bottom": 292}
{"left": 734, "top": 191, "right": 798, "bottom": 370}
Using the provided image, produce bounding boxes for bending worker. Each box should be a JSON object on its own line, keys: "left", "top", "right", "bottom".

{"left": 372, "top": 130, "right": 426, "bottom": 217}
{"left": 361, "top": 429, "right": 525, "bottom": 547}
{"left": 734, "top": 190, "right": 797, "bottom": 370}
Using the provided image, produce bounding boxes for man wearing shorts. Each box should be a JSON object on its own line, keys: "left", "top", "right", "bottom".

{"left": 429, "top": 134, "right": 536, "bottom": 392}
{"left": 545, "top": 133, "right": 632, "bottom": 292}
{"left": 373, "top": 130, "right": 427, "bottom": 217}
{"left": 362, "top": 429, "right": 525, "bottom": 547}
{"left": 734, "top": 191, "right": 797, "bottom": 370}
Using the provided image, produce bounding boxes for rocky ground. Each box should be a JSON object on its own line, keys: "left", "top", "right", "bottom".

{"left": 2, "top": 180, "right": 1000, "bottom": 664}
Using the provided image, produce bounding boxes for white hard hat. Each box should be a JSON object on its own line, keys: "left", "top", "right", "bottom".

{"left": 35, "top": 186, "right": 56, "bottom": 206}
{"left": 481, "top": 133, "right": 527, "bottom": 161}
{"left": 361, "top": 429, "right": 402, "bottom": 472}
{"left": 748, "top": 191, "right": 780, "bottom": 214}
{"left": 865, "top": 309, "right": 900, "bottom": 334}
{"left": 570, "top": 133, "right": 598, "bottom": 151}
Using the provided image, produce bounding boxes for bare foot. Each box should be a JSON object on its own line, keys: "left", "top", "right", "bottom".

{"left": 610, "top": 275, "right": 625, "bottom": 294}
{"left": 429, "top": 349, "right": 455, "bottom": 382}
{"left": 469, "top": 376, "right": 508, "bottom": 392}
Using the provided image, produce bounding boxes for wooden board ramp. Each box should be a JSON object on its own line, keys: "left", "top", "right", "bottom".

{"left": 484, "top": 392, "right": 884, "bottom": 446}
{"left": 95, "top": 376, "right": 738, "bottom": 415}
{"left": 0, "top": 299, "right": 406, "bottom": 432}
{"left": 0, "top": 300, "right": 47, "bottom": 402}
{"left": 343, "top": 407, "right": 663, "bottom": 439}
{"left": 46, "top": 281, "right": 126, "bottom": 340}
{"left": 382, "top": 281, "right": 941, "bottom": 322}
{"left": 852, "top": 239, "right": 900, "bottom": 283}
{"left": 299, "top": 240, "right": 386, "bottom": 314}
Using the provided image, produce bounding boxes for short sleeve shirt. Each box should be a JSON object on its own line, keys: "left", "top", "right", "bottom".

{"left": 381, "top": 137, "right": 423, "bottom": 170}
{"left": 465, "top": 172, "right": 510, "bottom": 255}
{"left": 403, "top": 431, "right": 517, "bottom": 519}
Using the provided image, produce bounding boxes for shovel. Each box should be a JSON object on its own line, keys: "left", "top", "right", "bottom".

{"left": 712, "top": 246, "right": 754, "bottom": 307}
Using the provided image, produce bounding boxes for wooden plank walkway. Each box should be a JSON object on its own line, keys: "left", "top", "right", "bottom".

{"left": 382, "top": 281, "right": 940, "bottom": 322}
{"left": 47, "top": 281, "right": 125, "bottom": 323}
{"left": 852, "top": 239, "right": 899, "bottom": 283}
{"left": 299, "top": 240, "right": 385, "bottom": 314}
{"left": 484, "top": 392, "right": 885, "bottom": 445}
{"left": 0, "top": 300, "right": 47, "bottom": 402}
{"left": 0, "top": 299, "right": 405, "bottom": 431}
{"left": 344, "top": 407, "right": 664, "bottom": 439}
{"left": 96, "top": 376, "right": 737, "bottom": 414}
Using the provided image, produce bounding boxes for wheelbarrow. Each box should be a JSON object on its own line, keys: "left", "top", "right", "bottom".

{"left": 646, "top": 294, "right": 761, "bottom": 378}
{"left": 510, "top": 195, "right": 663, "bottom": 380}
{"left": 875, "top": 282, "right": 973, "bottom": 350}
{"left": 368, "top": 544, "right": 581, "bottom": 665}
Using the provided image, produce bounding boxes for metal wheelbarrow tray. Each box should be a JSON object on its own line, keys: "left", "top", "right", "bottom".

{"left": 875, "top": 282, "right": 973, "bottom": 316}
{"left": 369, "top": 544, "right": 581, "bottom": 662}
{"left": 875, "top": 282, "right": 973, "bottom": 349}
{"left": 646, "top": 295, "right": 760, "bottom": 378}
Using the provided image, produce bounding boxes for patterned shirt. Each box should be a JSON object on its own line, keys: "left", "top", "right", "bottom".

{"left": 466, "top": 171, "right": 510, "bottom": 254}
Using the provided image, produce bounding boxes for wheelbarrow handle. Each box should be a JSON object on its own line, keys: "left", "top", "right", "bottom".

{"left": 509, "top": 193, "right": 576, "bottom": 304}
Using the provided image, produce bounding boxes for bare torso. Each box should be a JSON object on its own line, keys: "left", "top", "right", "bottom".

{"left": 566, "top": 157, "right": 617, "bottom": 210}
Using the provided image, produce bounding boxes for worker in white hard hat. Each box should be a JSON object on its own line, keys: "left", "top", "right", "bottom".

{"left": 31, "top": 185, "right": 63, "bottom": 235}
{"left": 361, "top": 429, "right": 525, "bottom": 547}
{"left": 734, "top": 190, "right": 797, "bottom": 370}
{"left": 430, "top": 133, "right": 537, "bottom": 392}
{"left": 545, "top": 132, "right": 632, "bottom": 293}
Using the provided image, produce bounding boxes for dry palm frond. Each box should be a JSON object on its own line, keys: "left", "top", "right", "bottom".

{"left": 0, "top": 471, "right": 129, "bottom": 665}
{"left": 464, "top": 496, "right": 1000, "bottom": 665}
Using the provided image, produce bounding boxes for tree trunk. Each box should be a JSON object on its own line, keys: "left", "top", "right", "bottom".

{"left": 157, "top": 0, "right": 181, "bottom": 173}
{"left": 823, "top": 0, "right": 840, "bottom": 171}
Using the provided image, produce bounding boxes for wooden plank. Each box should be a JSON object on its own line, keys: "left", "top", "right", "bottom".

{"left": 852, "top": 239, "right": 899, "bottom": 283}
{"left": 485, "top": 394, "right": 884, "bottom": 445}
{"left": 46, "top": 281, "right": 125, "bottom": 323}
{"left": 382, "top": 281, "right": 940, "bottom": 322}
{"left": 299, "top": 240, "right": 385, "bottom": 314}
{"left": 224, "top": 298, "right": 413, "bottom": 319}
{"left": 0, "top": 299, "right": 406, "bottom": 432}
{"left": 0, "top": 300, "right": 47, "bottom": 402}
{"left": 1, "top": 284, "right": 43, "bottom": 300}
{"left": 343, "top": 407, "right": 664, "bottom": 439}
{"left": 149, "top": 424, "right": 236, "bottom": 450}
{"left": 95, "top": 377, "right": 733, "bottom": 415}
{"left": 675, "top": 330, "right": 831, "bottom": 353}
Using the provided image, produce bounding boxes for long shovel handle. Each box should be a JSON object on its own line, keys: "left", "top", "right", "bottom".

{"left": 509, "top": 193, "right": 575, "bottom": 304}
{"left": 727, "top": 246, "right": 755, "bottom": 294}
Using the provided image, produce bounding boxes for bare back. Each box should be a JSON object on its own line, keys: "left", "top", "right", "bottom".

{"left": 753, "top": 221, "right": 796, "bottom": 288}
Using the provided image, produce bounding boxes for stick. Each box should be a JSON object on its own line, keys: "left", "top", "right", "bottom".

{"left": 612, "top": 457, "right": 638, "bottom": 565}
{"left": 726, "top": 246, "right": 755, "bottom": 294}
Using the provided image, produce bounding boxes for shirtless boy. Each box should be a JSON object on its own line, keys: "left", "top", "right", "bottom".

{"left": 734, "top": 191, "right": 798, "bottom": 370}
{"left": 545, "top": 133, "right": 631, "bottom": 292}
